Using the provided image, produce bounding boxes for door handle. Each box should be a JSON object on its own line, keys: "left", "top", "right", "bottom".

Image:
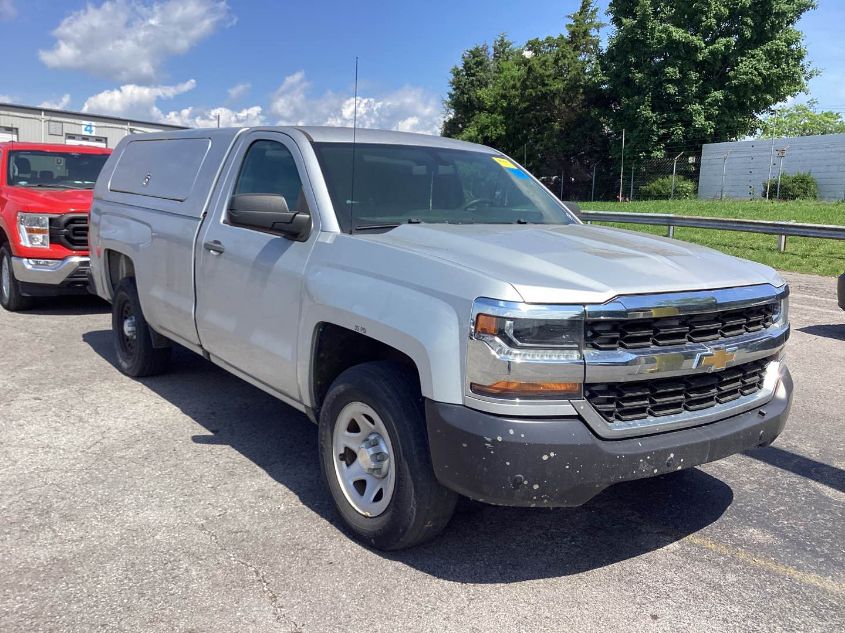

{"left": 204, "top": 240, "right": 225, "bottom": 255}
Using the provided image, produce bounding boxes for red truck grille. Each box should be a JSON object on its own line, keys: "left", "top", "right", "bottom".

{"left": 49, "top": 214, "right": 89, "bottom": 251}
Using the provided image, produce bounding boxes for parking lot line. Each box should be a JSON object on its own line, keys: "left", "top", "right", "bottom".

{"left": 683, "top": 533, "right": 845, "bottom": 597}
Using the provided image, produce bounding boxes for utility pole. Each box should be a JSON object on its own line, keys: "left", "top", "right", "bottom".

{"left": 720, "top": 150, "right": 731, "bottom": 200}
{"left": 216, "top": 113, "right": 220, "bottom": 128}
{"left": 618, "top": 129, "right": 625, "bottom": 201}
{"left": 766, "top": 109, "right": 779, "bottom": 200}
{"left": 670, "top": 152, "right": 684, "bottom": 199}
{"left": 775, "top": 147, "right": 788, "bottom": 201}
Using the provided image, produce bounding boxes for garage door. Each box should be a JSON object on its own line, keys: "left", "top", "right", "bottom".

{"left": 0, "top": 126, "right": 18, "bottom": 142}
{"left": 66, "top": 133, "right": 107, "bottom": 148}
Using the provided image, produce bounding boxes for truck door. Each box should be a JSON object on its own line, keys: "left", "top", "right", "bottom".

{"left": 194, "top": 131, "right": 317, "bottom": 401}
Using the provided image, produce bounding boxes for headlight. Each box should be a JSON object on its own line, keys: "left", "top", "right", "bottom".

{"left": 467, "top": 299, "right": 584, "bottom": 400}
{"left": 18, "top": 213, "right": 51, "bottom": 248}
{"left": 773, "top": 295, "right": 789, "bottom": 327}
{"left": 475, "top": 314, "right": 582, "bottom": 350}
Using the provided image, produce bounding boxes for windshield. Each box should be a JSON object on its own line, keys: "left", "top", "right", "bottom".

{"left": 312, "top": 142, "right": 576, "bottom": 232}
{"left": 7, "top": 150, "right": 109, "bottom": 190}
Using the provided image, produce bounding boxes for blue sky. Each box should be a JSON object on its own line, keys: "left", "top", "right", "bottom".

{"left": 0, "top": 0, "right": 843, "bottom": 132}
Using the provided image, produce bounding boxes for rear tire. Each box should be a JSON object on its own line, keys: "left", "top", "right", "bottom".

{"left": 112, "top": 277, "right": 171, "bottom": 377}
{"left": 0, "top": 245, "right": 34, "bottom": 312}
{"left": 318, "top": 361, "right": 457, "bottom": 550}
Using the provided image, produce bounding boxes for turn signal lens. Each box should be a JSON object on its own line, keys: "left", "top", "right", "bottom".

{"left": 470, "top": 381, "right": 582, "bottom": 399}
{"left": 475, "top": 313, "right": 501, "bottom": 335}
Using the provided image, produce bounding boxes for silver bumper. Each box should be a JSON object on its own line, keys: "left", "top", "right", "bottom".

{"left": 11, "top": 256, "right": 90, "bottom": 286}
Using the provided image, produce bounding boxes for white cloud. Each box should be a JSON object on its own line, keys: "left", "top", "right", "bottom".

{"left": 39, "top": 0, "right": 232, "bottom": 82}
{"left": 82, "top": 79, "right": 196, "bottom": 120}
{"left": 161, "top": 105, "right": 264, "bottom": 128}
{"left": 227, "top": 82, "right": 250, "bottom": 102}
{"left": 0, "top": 0, "right": 16, "bottom": 21}
{"left": 79, "top": 71, "right": 444, "bottom": 133}
{"left": 270, "top": 71, "right": 443, "bottom": 135}
{"left": 81, "top": 79, "right": 263, "bottom": 127}
{"left": 39, "top": 94, "right": 71, "bottom": 110}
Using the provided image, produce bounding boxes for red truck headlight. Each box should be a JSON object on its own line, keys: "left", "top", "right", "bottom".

{"left": 17, "top": 213, "right": 51, "bottom": 248}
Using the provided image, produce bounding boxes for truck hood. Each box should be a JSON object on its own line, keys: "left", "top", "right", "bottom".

{"left": 359, "top": 223, "right": 784, "bottom": 304}
{"left": 2, "top": 187, "right": 94, "bottom": 214}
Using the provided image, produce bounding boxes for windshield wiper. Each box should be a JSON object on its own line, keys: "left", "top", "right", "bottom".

{"left": 19, "top": 183, "right": 82, "bottom": 190}
{"left": 353, "top": 218, "right": 424, "bottom": 232}
{"left": 353, "top": 224, "right": 401, "bottom": 232}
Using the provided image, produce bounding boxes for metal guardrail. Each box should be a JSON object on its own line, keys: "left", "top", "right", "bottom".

{"left": 577, "top": 210, "right": 845, "bottom": 252}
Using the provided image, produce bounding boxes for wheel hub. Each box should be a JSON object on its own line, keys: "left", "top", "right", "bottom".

{"left": 356, "top": 432, "right": 391, "bottom": 479}
{"left": 123, "top": 316, "right": 137, "bottom": 340}
{"left": 331, "top": 402, "right": 397, "bottom": 517}
{"left": 1, "top": 257, "right": 9, "bottom": 299}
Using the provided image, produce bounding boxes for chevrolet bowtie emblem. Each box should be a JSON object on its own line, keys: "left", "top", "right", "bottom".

{"left": 696, "top": 348, "right": 736, "bottom": 371}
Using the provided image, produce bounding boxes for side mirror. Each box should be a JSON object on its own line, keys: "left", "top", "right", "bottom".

{"left": 228, "top": 193, "right": 311, "bottom": 241}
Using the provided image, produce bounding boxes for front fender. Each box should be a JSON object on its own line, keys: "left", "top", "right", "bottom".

{"left": 300, "top": 268, "right": 467, "bottom": 406}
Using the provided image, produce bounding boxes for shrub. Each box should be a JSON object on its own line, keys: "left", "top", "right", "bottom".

{"left": 761, "top": 172, "right": 818, "bottom": 200}
{"left": 639, "top": 175, "right": 697, "bottom": 200}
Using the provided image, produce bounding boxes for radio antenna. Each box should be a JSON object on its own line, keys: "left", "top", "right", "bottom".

{"left": 353, "top": 56, "right": 359, "bottom": 140}
{"left": 349, "top": 56, "right": 359, "bottom": 216}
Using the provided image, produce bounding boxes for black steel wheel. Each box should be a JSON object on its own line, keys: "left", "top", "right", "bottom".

{"left": 111, "top": 277, "right": 171, "bottom": 377}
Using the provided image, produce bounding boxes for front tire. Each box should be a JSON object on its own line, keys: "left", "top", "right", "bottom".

{"left": 318, "top": 362, "right": 457, "bottom": 550}
{"left": 112, "top": 277, "right": 171, "bottom": 377}
{"left": 0, "top": 245, "right": 34, "bottom": 312}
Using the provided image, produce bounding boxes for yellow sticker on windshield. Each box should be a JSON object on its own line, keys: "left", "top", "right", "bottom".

{"left": 492, "top": 156, "right": 516, "bottom": 169}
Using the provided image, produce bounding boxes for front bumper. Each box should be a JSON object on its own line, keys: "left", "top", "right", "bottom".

{"left": 12, "top": 256, "right": 91, "bottom": 296}
{"left": 426, "top": 365, "right": 792, "bottom": 507}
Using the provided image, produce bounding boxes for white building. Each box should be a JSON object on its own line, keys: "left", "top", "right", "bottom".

{"left": 698, "top": 133, "right": 845, "bottom": 201}
{"left": 0, "top": 102, "right": 186, "bottom": 148}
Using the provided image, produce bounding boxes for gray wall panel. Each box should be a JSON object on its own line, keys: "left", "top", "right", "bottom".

{"left": 698, "top": 133, "right": 845, "bottom": 201}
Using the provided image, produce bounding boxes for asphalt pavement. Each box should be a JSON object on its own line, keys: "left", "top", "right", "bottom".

{"left": 1, "top": 271, "right": 843, "bottom": 632}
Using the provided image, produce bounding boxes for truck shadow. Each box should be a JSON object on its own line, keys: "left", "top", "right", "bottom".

{"left": 797, "top": 324, "right": 845, "bottom": 342}
{"left": 743, "top": 445, "right": 845, "bottom": 494}
{"left": 25, "top": 295, "right": 110, "bottom": 316}
{"left": 83, "top": 329, "right": 734, "bottom": 583}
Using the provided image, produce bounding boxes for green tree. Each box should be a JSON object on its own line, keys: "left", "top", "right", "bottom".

{"left": 441, "top": 1, "right": 607, "bottom": 174}
{"left": 755, "top": 100, "right": 845, "bottom": 138}
{"left": 603, "top": 0, "right": 817, "bottom": 155}
{"left": 441, "top": 43, "right": 494, "bottom": 140}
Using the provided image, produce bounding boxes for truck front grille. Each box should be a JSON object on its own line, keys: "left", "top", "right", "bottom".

{"left": 585, "top": 360, "right": 769, "bottom": 423}
{"left": 49, "top": 214, "right": 89, "bottom": 251}
{"left": 586, "top": 303, "right": 777, "bottom": 351}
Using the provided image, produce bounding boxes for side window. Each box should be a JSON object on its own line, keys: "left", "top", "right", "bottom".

{"left": 233, "top": 140, "right": 308, "bottom": 212}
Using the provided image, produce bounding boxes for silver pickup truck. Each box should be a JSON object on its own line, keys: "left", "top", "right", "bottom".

{"left": 89, "top": 127, "right": 792, "bottom": 549}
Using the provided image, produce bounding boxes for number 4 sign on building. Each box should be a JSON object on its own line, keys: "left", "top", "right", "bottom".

{"left": 82, "top": 122, "right": 96, "bottom": 135}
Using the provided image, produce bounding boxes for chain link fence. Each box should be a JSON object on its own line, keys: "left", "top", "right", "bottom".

{"left": 534, "top": 134, "right": 845, "bottom": 203}
{"left": 537, "top": 148, "right": 703, "bottom": 202}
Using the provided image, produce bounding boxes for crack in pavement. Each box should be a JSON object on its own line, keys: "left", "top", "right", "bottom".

{"left": 199, "top": 523, "right": 302, "bottom": 632}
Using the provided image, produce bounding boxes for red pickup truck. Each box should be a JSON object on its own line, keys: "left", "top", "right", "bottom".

{"left": 0, "top": 142, "right": 111, "bottom": 311}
